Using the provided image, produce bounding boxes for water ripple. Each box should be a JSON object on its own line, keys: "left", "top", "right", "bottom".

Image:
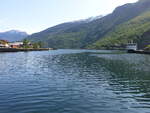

{"left": 0, "top": 50, "right": 150, "bottom": 113}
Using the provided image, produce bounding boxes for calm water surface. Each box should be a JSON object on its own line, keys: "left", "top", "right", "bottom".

{"left": 0, "top": 49, "right": 150, "bottom": 113}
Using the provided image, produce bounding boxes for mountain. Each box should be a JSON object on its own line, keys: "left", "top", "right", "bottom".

{"left": 27, "top": 0, "right": 150, "bottom": 49}
{"left": 0, "top": 30, "right": 28, "bottom": 42}
{"left": 90, "top": 0, "right": 150, "bottom": 49}
{"left": 27, "top": 15, "right": 104, "bottom": 48}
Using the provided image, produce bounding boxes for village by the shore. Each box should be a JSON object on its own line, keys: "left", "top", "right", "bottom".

{"left": 0, "top": 39, "right": 53, "bottom": 52}
{"left": 0, "top": 39, "right": 150, "bottom": 54}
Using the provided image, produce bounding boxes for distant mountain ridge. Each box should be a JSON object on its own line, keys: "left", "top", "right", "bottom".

{"left": 0, "top": 30, "right": 28, "bottom": 42}
{"left": 27, "top": 0, "right": 150, "bottom": 49}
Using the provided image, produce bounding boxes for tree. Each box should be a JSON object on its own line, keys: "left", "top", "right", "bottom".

{"left": 32, "top": 42, "right": 43, "bottom": 48}
{"left": 37, "top": 41, "right": 42, "bottom": 48}
{"left": 23, "top": 39, "right": 30, "bottom": 48}
{"left": 33, "top": 43, "right": 39, "bottom": 48}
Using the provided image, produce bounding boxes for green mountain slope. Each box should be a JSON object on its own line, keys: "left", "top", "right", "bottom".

{"left": 27, "top": 0, "right": 150, "bottom": 49}
{"left": 90, "top": 10, "right": 150, "bottom": 49}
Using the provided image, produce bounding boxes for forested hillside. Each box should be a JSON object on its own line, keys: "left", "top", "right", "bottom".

{"left": 27, "top": 0, "right": 150, "bottom": 49}
{"left": 90, "top": 10, "right": 150, "bottom": 49}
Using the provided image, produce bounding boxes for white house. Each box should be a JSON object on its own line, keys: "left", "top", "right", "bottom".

{"left": 0, "top": 43, "right": 9, "bottom": 48}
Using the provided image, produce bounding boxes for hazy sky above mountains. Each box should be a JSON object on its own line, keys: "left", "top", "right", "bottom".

{"left": 0, "top": 0, "right": 138, "bottom": 34}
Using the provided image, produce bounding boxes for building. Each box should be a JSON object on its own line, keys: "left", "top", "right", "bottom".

{"left": 0, "top": 44, "right": 9, "bottom": 48}
{"left": 0, "top": 40, "right": 9, "bottom": 48}
{"left": 9, "top": 42, "right": 23, "bottom": 48}
{"left": 0, "top": 44, "right": 7, "bottom": 48}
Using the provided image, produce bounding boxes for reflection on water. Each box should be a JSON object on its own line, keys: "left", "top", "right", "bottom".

{"left": 0, "top": 49, "right": 150, "bottom": 113}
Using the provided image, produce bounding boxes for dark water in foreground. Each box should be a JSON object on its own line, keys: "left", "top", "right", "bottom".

{"left": 0, "top": 49, "right": 150, "bottom": 113}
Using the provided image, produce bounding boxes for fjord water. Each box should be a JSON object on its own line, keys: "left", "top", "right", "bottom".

{"left": 0, "top": 50, "right": 150, "bottom": 113}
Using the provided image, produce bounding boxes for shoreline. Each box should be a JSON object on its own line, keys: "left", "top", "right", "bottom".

{"left": 127, "top": 50, "right": 150, "bottom": 54}
{"left": 0, "top": 48, "right": 53, "bottom": 52}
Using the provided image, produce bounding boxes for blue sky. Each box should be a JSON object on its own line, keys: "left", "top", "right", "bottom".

{"left": 0, "top": 0, "right": 138, "bottom": 34}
